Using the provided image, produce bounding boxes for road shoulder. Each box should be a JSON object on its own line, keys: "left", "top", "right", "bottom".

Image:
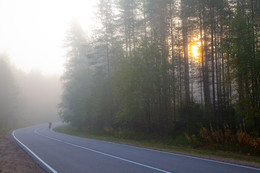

{"left": 0, "top": 131, "right": 45, "bottom": 173}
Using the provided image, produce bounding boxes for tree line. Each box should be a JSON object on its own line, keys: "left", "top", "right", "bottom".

{"left": 0, "top": 54, "right": 60, "bottom": 129}
{"left": 0, "top": 54, "right": 18, "bottom": 128}
{"left": 59, "top": 0, "right": 260, "bottom": 139}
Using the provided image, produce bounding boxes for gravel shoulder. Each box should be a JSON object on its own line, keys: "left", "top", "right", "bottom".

{"left": 0, "top": 131, "right": 45, "bottom": 173}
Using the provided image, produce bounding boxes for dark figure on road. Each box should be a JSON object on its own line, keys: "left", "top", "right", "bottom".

{"left": 49, "top": 122, "right": 52, "bottom": 129}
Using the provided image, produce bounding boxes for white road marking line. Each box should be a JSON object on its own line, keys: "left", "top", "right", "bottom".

{"left": 35, "top": 128, "right": 171, "bottom": 173}
{"left": 121, "top": 143, "right": 260, "bottom": 171}
{"left": 12, "top": 130, "right": 58, "bottom": 173}
{"left": 53, "top": 127, "right": 260, "bottom": 171}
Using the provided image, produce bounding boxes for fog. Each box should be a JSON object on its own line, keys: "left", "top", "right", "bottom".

{"left": 15, "top": 70, "right": 61, "bottom": 125}
{"left": 0, "top": 0, "right": 97, "bottom": 129}
{"left": 0, "top": 54, "right": 61, "bottom": 128}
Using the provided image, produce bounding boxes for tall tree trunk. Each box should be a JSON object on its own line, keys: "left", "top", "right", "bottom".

{"left": 210, "top": 3, "right": 216, "bottom": 120}
{"left": 170, "top": 1, "right": 176, "bottom": 121}
{"left": 182, "top": 13, "right": 190, "bottom": 103}
{"left": 200, "top": 7, "right": 211, "bottom": 114}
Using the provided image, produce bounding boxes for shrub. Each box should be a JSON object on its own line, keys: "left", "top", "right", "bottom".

{"left": 237, "top": 131, "right": 251, "bottom": 145}
{"left": 224, "top": 129, "right": 236, "bottom": 144}
{"left": 104, "top": 126, "right": 114, "bottom": 135}
{"left": 200, "top": 127, "right": 210, "bottom": 143}
{"left": 197, "top": 127, "right": 260, "bottom": 155}
{"left": 184, "top": 133, "right": 191, "bottom": 144}
{"left": 211, "top": 129, "right": 224, "bottom": 145}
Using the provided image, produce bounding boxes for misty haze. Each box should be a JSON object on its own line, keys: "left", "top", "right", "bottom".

{"left": 0, "top": 57, "right": 61, "bottom": 128}
{"left": 0, "top": 0, "right": 260, "bottom": 173}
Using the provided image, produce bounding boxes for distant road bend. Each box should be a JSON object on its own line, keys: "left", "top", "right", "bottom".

{"left": 12, "top": 123, "right": 260, "bottom": 173}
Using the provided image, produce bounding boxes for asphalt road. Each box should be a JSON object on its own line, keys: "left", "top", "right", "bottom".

{"left": 12, "top": 123, "right": 260, "bottom": 173}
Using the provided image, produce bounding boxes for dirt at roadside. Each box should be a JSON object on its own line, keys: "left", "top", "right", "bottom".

{"left": 0, "top": 131, "right": 45, "bottom": 173}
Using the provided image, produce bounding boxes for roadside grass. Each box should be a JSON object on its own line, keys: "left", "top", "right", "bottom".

{"left": 54, "top": 125, "right": 260, "bottom": 163}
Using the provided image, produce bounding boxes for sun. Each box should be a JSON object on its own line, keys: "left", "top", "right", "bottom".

{"left": 189, "top": 38, "right": 201, "bottom": 63}
{"left": 191, "top": 44, "right": 201, "bottom": 62}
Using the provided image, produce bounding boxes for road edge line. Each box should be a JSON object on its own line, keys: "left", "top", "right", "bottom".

{"left": 117, "top": 142, "right": 260, "bottom": 171}
{"left": 53, "top": 127, "right": 260, "bottom": 171}
{"left": 35, "top": 128, "right": 171, "bottom": 173}
{"left": 12, "top": 130, "right": 58, "bottom": 173}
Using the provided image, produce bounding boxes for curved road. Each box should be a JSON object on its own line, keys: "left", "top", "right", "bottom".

{"left": 12, "top": 123, "right": 260, "bottom": 173}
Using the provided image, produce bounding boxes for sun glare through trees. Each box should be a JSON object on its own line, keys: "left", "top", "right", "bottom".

{"left": 0, "top": 0, "right": 260, "bottom": 159}
{"left": 189, "top": 37, "right": 201, "bottom": 63}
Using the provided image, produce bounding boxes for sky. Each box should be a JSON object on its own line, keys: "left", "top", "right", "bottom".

{"left": 0, "top": 0, "right": 98, "bottom": 75}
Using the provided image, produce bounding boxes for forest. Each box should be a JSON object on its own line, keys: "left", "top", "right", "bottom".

{"left": 59, "top": 0, "right": 260, "bottom": 154}
{"left": 0, "top": 54, "right": 60, "bottom": 128}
